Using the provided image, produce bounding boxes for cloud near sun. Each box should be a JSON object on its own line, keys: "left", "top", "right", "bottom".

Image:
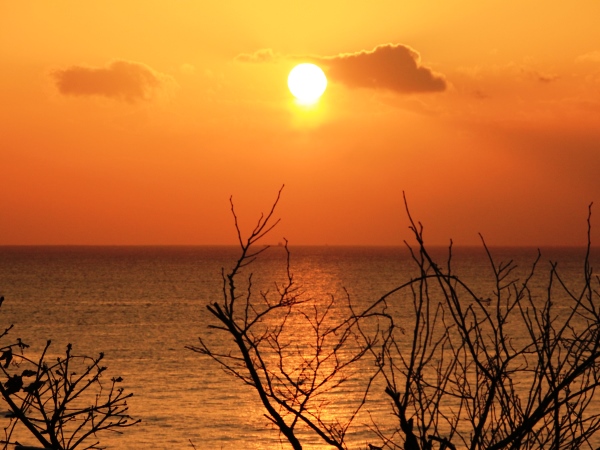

{"left": 236, "top": 44, "right": 446, "bottom": 94}
{"left": 52, "top": 60, "right": 175, "bottom": 102}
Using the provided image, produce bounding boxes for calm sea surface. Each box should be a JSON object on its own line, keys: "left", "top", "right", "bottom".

{"left": 0, "top": 245, "right": 598, "bottom": 449}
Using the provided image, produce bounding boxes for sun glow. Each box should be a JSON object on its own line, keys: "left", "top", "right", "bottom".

{"left": 287, "top": 63, "right": 327, "bottom": 105}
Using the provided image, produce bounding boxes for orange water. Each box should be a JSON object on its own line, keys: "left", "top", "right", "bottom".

{"left": 0, "top": 245, "right": 598, "bottom": 449}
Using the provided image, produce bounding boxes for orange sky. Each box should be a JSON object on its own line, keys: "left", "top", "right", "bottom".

{"left": 2, "top": 1, "right": 600, "bottom": 246}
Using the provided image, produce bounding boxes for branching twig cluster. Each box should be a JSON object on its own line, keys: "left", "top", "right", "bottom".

{"left": 368, "top": 198, "right": 600, "bottom": 450}
{"left": 188, "top": 186, "right": 382, "bottom": 449}
{"left": 194, "top": 189, "right": 600, "bottom": 450}
{"left": 0, "top": 299, "right": 139, "bottom": 450}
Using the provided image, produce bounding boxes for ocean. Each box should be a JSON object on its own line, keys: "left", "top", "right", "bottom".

{"left": 0, "top": 245, "right": 598, "bottom": 449}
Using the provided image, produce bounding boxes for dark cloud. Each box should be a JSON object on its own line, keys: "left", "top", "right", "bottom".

{"left": 53, "top": 60, "right": 174, "bottom": 102}
{"left": 316, "top": 44, "right": 446, "bottom": 94}
{"left": 235, "top": 44, "right": 446, "bottom": 94}
{"left": 234, "top": 48, "right": 279, "bottom": 63}
{"left": 537, "top": 73, "right": 559, "bottom": 83}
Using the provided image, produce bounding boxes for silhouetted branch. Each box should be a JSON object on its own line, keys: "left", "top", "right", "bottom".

{"left": 0, "top": 338, "right": 139, "bottom": 450}
{"left": 193, "top": 189, "right": 600, "bottom": 450}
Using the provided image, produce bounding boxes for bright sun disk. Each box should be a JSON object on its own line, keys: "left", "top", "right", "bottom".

{"left": 288, "top": 63, "right": 327, "bottom": 104}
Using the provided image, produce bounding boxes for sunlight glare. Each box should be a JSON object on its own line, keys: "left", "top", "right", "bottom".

{"left": 287, "top": 63, "right": 327, "bottom": 105}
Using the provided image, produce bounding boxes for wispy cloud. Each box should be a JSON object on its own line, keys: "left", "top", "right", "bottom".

{"left": 52, "top": 60, "right": 175, "bottom": 102}
{"left": 234, "top": 48, "right": 279, "bottom": 63}
{"left": 576, "top": 50, "right": 600, "bottom": 63}
{"left": 316, "top": 44, "right": 446, "bottom": 94}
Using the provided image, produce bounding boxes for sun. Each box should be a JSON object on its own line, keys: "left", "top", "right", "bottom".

{"left": 287, "top": 63, "right": 327, "bottom": 105}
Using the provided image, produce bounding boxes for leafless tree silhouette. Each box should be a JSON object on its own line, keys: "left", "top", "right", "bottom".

{"left": 0, "top": 326, "right": 139, "bottom": 450}
{"left": 188, "top": 186, "right": 380, "bottom": 449}
{"left": 366, "top": 198, "right": 600, "bottom": 450}
{"left": 192, "top": 189, "right": 600, "bottom": 450}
